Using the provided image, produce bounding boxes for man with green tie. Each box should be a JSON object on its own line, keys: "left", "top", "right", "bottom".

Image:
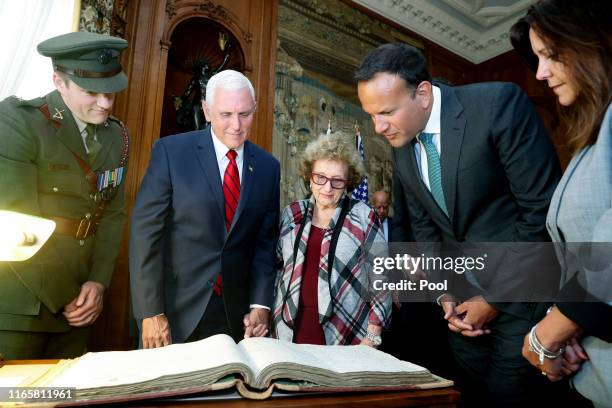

{"left": 0, "top": 31, "right": 130, "bottom": 358}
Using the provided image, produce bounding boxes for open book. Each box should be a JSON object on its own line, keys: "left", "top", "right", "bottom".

{"left": 13, "top": 334, "right": 452, "bottom": 404}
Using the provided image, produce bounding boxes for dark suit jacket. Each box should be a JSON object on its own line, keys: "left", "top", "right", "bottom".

{"left": 384, "top": 216, "right": 393, "bottom": 241}
{"left": 392, "top": 82, "right": 561, "bottom": 319}
{"left": 129, "top": 128, "right": 280, "bottom": 343}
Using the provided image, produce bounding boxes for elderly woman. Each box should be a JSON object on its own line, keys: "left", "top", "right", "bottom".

{"left": 510, "top": 1, "right": 611, "bottom": 406}
{"left": 272, "top": 132, "right": 390, "bottom": 346}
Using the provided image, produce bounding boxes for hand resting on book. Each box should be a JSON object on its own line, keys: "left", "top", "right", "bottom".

{"left": 243, "top": 308, "right": 270, "bottom": 338}
{"left": 142, "top": 314, "right": 172, "bottom": 348}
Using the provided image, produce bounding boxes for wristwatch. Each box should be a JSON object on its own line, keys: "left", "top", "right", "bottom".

{"left": 366, "top": 331, "right": 382, "bottom": 346}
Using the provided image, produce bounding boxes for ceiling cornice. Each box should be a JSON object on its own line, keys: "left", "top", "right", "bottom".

{"left": 352, "top": 0, "right": 535, "bottom": 64}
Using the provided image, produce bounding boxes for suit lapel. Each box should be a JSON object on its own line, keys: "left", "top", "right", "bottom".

{"left": 196, "top": 129, "right": 225, "bottom": 222}
{"left": 230, "top": 141, "right": 255, "bottom": 233}
{"left": 403, "top": 141, "right": 421, "bottom": 180}
{"left": 438, "top": 85, "right": 466, "bottom": 223}
{"left": 46, "top": 92, "right": 88, "bottom": 163}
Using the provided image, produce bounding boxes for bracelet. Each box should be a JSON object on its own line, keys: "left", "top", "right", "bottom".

{"left": 528, "top": 325, "right": 564, "bottom": 365}
{"left": 436, "top": 293, "right": 454, "bottom": 306}
{"left": 365, "top": 331, "right": 382, "bottom": 346}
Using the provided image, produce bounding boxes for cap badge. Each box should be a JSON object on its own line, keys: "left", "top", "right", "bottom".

{"left": 97, "top": 49, "right": 113, "bottom": 65}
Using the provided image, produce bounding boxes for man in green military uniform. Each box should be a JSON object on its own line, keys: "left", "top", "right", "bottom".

{"left": 0, "top": 31, "right": 130, "bottom": 359}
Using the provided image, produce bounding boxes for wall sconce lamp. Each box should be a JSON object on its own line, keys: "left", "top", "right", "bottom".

{"left": 0, "top": 210, "right": 55, "bottom": 262}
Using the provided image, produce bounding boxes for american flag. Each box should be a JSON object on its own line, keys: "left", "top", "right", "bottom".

{"left": 351, "top": 127, "right": 369, "bottom": 202}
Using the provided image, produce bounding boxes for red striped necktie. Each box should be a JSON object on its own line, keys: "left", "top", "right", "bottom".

{"left": 215, "top": 149, "right": 240, "bottom": 295}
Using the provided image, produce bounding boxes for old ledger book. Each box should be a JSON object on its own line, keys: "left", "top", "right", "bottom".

{"left": 26, "top": 334, "right": 452, "bottom": 403}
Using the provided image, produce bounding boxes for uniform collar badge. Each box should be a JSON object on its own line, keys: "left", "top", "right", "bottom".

{"left": 52, "top": 108, "right": 64, "bottom": 120}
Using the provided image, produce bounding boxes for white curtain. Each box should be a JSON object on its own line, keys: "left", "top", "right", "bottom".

{"left": 0, "top": 0, "right": 76, "bottom": 100}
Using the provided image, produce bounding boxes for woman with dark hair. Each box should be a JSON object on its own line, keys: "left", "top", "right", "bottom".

{"left": 510, "top": 1, "right": 611, "bottom": 406}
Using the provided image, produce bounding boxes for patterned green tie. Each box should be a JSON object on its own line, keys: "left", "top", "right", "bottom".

{"left": 85, "top": 124, "right": 102, "bottom": 163}
{"left": 419, "top": 132, "right": 448, "bottom": 216}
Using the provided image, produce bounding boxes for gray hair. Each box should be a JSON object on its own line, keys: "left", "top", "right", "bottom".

{"left": 205, "top": 69, "right": 255, "bottom": 107}
{"left": 299, "top": 131, "right": 366, "bottom": 192}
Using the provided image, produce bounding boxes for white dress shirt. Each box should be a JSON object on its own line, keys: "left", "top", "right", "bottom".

{"left": 210, "top": 129, "right": 269, "bottom": 311}
{"left": 73, "top": 116, "right": 96, "bottom": 153}
{"left": 413, "top": 85, "right": 442, "bottom": 191}
{"left": 381, "top": 218, "right": 389, "bottom": 241}
{"left": 210, "top": 128, "right": 244, "bottom": 182}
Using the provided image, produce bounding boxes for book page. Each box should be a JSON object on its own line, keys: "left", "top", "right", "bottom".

{"left": 44, "top": 334, "right": 250, "bottom": 389}
{"left": 238, "top": 337, "right": 427, "bottom": 383}
{"left": 0, "top": 364, "right": 56, "bottom": 387}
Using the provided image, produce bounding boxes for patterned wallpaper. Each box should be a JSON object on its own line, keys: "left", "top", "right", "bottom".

{"left": 79, "top": 0, "right": 113, "bottom": 34}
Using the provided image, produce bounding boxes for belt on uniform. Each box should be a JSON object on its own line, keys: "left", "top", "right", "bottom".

{"left": 48, "top": 215, "right": 97, "bottom": 240}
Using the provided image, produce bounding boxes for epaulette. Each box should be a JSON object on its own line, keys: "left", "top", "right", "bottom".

{"left": 107, "top": 114, "right": 123, "bottom": 126}
{"left": 14, "top": 95, "right": 46, "bottom": 108}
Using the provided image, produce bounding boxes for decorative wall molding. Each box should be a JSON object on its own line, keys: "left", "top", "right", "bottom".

{"left": 161, "top": 1, "right": 253, "bottom": 72}
{"left": 352, "top": 0, "right": 536, "bottom": 63}
{"left": 442, "top": 0, "right": 535, "bottom": 28}
{"left": 194, "top": 1, "right": 230, "bottom": 22}
{"left": 166, "top": 0, "right": 178, "bottom": 19}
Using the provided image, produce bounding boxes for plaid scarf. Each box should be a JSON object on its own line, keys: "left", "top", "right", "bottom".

{"left": 272, "top": 194, "right": 391, "bottom": 345}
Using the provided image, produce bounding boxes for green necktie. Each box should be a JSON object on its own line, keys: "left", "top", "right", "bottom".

{"left": 419, "top": 132, "right": 448, "bottom": 216}
{"left": 421, "top": 133, "right": 481, "bottom": 287}
{"left": 85, "top": 124, "right": 102, "bottom": 163}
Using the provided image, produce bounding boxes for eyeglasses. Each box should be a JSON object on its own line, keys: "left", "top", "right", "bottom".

{"left": 311, "top": 173, "right": 347, "bottom": 189}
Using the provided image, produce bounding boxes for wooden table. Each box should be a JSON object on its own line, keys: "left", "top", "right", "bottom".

{"left": 121, "top": 389, "right": 461, "bottom": 408}
{"left": 1, "top": 360, "right": 460, "bottom": 408}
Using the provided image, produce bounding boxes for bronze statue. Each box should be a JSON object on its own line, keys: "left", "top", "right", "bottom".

{"left": 174, "top": 32, "right": 232, "bottom": 130}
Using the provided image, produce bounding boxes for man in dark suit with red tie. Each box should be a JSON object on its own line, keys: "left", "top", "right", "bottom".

{"left": 129, "top": 70, "right": 280, "bottom": 348}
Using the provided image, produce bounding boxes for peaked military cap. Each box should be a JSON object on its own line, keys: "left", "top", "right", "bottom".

{"left": 37, "top": 31, "right": 128, "bottom": 93}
